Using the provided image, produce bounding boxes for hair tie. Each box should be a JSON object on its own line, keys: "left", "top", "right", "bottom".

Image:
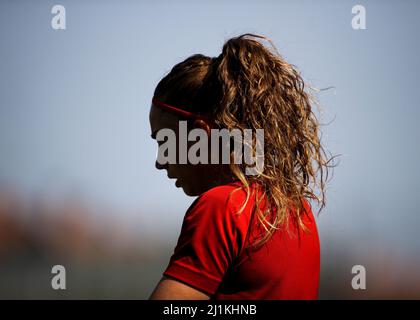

{"left": 152, "top": 98, "right": 212, "bottom": 123}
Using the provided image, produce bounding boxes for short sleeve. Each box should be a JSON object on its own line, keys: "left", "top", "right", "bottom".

{"left": 162, "top": 185, "right": 251, "bottom": 295}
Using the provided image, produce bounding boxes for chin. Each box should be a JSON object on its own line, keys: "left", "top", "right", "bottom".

{"left": 181, "top": 185, "right": 200, "bottom": 197}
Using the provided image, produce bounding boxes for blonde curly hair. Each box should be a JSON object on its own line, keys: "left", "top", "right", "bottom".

{"left": 154, "top": 34, "right": 339, "bottom": 250}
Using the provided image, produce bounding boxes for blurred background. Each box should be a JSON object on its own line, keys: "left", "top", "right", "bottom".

{"left": 1, "top": 0, "right": 420, "bottom": 299}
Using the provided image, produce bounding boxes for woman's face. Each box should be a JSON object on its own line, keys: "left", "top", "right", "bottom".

{"left": 149, "top": 105, "right": 223, "bottom": 196}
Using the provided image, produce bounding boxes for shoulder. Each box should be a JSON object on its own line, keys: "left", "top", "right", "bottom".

{"left": 191, "top": 182, "right": 250, "bottom": 214}
{"left": 183, "top": 182, "right": 256, "bottom": 236}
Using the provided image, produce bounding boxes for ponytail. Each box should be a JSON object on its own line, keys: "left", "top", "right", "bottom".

{"left": 154, "top": 34, "right": 338, "bottom": 249}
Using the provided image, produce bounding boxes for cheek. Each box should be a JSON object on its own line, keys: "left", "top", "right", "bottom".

{"left": 168, "top": 164, "right": 186, "bottom": 178}
{"left": 173, "top": 164, "right": 195, "bottom": 181}
{"left": 175, "top": 164, "right": 190, "bottom": 177}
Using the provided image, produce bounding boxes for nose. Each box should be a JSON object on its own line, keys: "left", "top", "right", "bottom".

{"left": 155, "top": 161, "right": 166, "bottom": 170}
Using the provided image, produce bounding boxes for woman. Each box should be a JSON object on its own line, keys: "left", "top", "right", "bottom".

{"left": 148, "top": 34, "right": 335, "bottom": 300}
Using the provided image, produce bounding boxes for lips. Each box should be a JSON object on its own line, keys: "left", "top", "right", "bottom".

{"left": 167, "top": 174, "right": 181, "bottom": 187}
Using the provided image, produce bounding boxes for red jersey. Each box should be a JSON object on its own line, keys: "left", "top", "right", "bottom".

{"left": 163, "top": 182, "right": 320, "bottom": 300}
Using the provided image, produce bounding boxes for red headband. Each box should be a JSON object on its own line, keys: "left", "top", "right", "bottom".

{"left": 152, "top": 98, "right": 211, "bottom": 122}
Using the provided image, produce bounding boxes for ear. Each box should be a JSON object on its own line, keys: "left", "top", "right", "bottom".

{"left": 193, "top": 119, "right": 211, "bottom": 136}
